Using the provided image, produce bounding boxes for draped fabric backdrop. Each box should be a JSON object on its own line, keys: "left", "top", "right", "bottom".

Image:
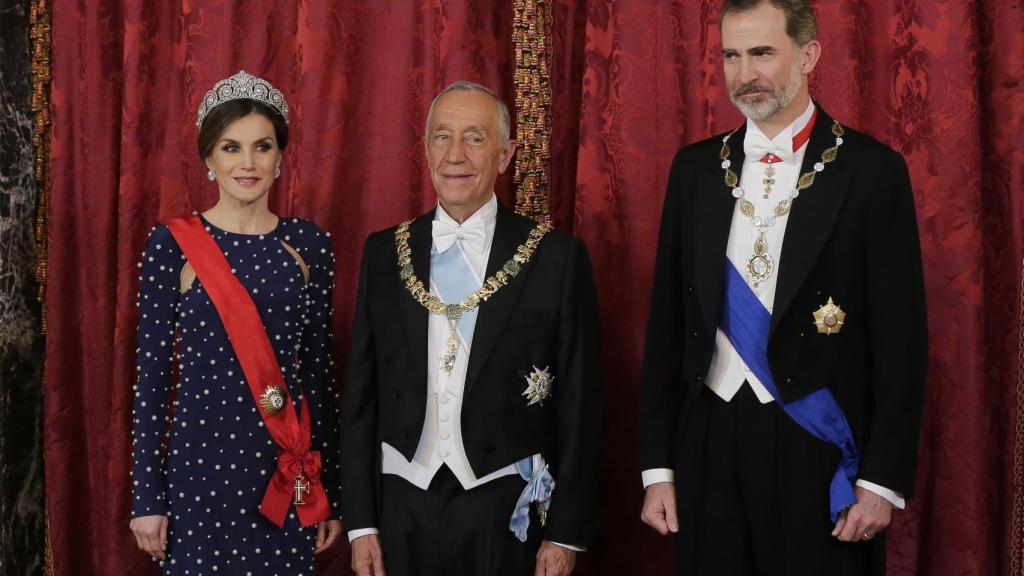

{"left": 42, "top": 1, "right": 1023, "bottom": 575}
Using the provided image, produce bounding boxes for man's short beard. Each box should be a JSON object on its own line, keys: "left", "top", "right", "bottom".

{"left": 730, "top": 62, "right": 804, "bottom": 121}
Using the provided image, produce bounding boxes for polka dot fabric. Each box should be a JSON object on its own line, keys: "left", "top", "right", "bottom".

{"left": 131, "top": 215, "right": 341, "bottom": 575}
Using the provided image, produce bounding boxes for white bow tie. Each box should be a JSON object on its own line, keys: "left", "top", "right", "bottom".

{"left": 432, "top": 219, "right": 487, "bottom": 254}
{"left": 744, "top": 130, "right": 794, "bottom": 164}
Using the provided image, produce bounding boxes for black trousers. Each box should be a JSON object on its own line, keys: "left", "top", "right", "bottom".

{"left": 674, "top": 385, "right": 885, "bottom": 576}
{"left": 380, "top": 465, "right": 543, "bottom": 576}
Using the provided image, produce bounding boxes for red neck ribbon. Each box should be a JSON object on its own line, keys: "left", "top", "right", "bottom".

{"left": 759, "top": 106, "right": 819, "bottom": 163}
{"left": 791, "top": 106, "right": 817, "bottom": 152}
{"left": 166, "top": 216, "right": 329, "bottom": 529}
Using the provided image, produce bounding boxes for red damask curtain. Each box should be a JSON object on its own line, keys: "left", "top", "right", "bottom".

{"left": 43, "top": 1, "right": 1023, "bottom": 575}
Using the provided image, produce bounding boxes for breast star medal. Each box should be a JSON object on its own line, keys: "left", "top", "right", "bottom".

{"left": 812, "top": 297, "right": 846, "bottom": 335}
{"left": 522, "top": 366, "right": 554, "bottom": 406}
{"left": 259, "top": 385, "right": 287, "bottom": 416}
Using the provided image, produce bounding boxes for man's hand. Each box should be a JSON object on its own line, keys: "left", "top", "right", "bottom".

{"left": 640, "top": 482, "right": 679, "bottom": 535}
{"left": 832, "top": 486, "right": 893, "bottom": 542}
{"left": 351, "top": 534, "right": 387, "bottom": 576}
{"left": 129, "top": 514, "right": 168, "bottom": 560}
{"left": 314, "top": 519, "right": 343, "bottom": 554}
{"left": 534, "top": 541, "right": 576, "bottom": 576}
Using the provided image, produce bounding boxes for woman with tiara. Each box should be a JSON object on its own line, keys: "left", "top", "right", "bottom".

{"left": 129, "top": 70, "right": 342, "bottom": 574}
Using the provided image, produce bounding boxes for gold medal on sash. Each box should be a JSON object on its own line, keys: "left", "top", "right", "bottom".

{"left": 259, "top": 386, "right": 287, "bottom": 416}
{"left": 812, "top": 297, "right": 846, "bottom": 335}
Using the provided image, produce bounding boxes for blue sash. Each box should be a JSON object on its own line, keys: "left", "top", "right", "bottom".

{"left": 720, "top": 261, "right": 859, "bottom": 521}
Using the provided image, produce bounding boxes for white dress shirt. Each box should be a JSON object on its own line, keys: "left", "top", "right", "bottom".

{"left": 642, "top": 101, "right": 905, "bottom": 510}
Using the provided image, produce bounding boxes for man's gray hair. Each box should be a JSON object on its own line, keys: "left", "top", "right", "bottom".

{"left": 719, "top": 0, "right": 818, "bottom": 46}
{"left": 425, "top": 80, "right": 512, "bottom": 144}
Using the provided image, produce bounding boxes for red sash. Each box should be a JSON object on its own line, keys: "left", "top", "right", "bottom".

{"left": 167, "top": 216, "right": 330, "bottom": 528}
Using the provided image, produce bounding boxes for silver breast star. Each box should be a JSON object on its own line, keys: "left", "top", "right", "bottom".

{"left": 522, "top": 366, "right": 554, "bottom": 406}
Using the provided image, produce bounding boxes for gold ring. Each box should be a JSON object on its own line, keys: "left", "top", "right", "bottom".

{"left": 862, "top": 532, "right": 873, "bottom": 541}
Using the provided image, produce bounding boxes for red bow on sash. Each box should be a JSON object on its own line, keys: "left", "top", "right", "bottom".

{"left": 167, "top": 216, "right": 330, "bottom": 528}
{"left": 261, "top": 448, "right": 328, "bottom": 528}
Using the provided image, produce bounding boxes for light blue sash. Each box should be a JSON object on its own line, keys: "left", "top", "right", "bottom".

{"left": 431, "top": 244, "right": 480, "bottom": 345}
{"left": 431, "top": 237, "right": 549, "bottom": 538}
{"left": 510, "top": 455, "right": 555, "bottom": 542}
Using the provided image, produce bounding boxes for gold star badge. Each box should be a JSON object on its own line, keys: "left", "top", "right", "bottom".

{"left": 259, "top": 386, "right": 287, "bottom": 416}
{"left": 812, "top": 297, "right": 846, "bottom": 335}
{"left": 522, "top": 366, "right": 554, "bottom": 406}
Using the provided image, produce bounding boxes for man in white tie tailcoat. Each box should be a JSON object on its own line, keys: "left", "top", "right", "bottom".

{"left": 638, "top": 1, "right": 927, "bottom": 574}
{"left": 342, "top": 81, "right": 601, "bottom": 576}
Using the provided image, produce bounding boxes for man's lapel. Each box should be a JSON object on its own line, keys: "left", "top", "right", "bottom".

{"left": 693, "top": 123, "right": 745, "bottom": 335}
{"left": 770, "top": 107, "right": 853, "bottom": 334}
{"left": 398, "top": 212, "right": 433, "bottom": 383}
{"left": 464, "top": 205, "right": 532, "bottom": 395}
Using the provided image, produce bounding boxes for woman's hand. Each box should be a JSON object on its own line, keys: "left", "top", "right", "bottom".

{"left": 315, "top": 519, "right": 344, "bottom": 554}
{"left": 130, "top": 515, "right": 168, "bottom": 560}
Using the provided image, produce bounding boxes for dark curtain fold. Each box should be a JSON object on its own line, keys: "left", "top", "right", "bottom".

{"left": 43, "top": 1, "right": 1023, "bottom": 575}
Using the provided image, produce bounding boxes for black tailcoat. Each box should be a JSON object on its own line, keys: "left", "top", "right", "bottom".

{"left": 639, "top": 107, "right": 927, "bottom": 500}
{"left": 342, "top": 204, "right": 601, "bottom": 548}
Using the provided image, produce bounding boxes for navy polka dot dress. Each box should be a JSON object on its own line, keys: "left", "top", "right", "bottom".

{"left": 131, "top": 215, "right": 341, "bottom": 575}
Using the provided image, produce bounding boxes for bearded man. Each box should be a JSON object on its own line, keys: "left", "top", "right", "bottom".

{"left": 637, "top": 1, "right": 928, "bottom": 574}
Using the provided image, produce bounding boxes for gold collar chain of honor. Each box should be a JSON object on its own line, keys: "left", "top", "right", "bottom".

{"left": 719, "top": 120, "right": 846, "bottom": 287}
{"left": 395, "top": 219, "right": 552, "bottom": 374}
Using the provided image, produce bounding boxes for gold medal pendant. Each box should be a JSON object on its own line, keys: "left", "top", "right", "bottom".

{"left": 762, "top": 157, "right": 778, "bottom": 199}
{"left": 812, "top": 297, "right": 846, "bottom": 334}
{"left": 746, "top": 231, "right": 774, "bottom": 288}
{"left": 440, "top": 305, "right": 463, "bottom": 374}
{"left": 259, "top": 386, "right": 287, "bottom": 416}
{"left": 293, "top": 474, "right": 311, "bottom": 505}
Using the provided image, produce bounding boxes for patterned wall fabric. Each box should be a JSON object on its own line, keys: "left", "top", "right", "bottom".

{"left": 42, "top": 1, "right": 1023, "bottom": 575}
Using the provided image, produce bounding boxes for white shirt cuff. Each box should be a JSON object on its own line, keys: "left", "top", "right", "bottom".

{"left": 641, "top": 468, "right": 675, "bottom": 489}
{"left": 855, "top": 479, "right": 906, "bottom": 509}
{"left": 347, "top": 527, "right": 380, "bottom": 542}
{"left": 550, "top": 541, "right": 585, "bottom": 552}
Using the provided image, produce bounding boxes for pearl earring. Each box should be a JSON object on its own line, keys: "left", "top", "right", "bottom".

{"left": 207, "top": 169, "right": 216, "bottom": 181}
{"left": 274, "top": 167, "right": 281, "bottom": 179}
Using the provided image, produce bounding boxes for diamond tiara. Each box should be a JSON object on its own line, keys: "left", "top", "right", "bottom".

{"left": 195, "top": 70, "right": 289, "bottom": 129}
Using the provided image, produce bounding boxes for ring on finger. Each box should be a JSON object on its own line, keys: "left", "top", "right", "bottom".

{"left": 862, "top": 532, "right": 873, "bottom": 541}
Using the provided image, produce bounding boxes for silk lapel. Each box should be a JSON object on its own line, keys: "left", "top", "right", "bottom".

{"left": 694, "top": 123, "right": 745, "bottom": 334}
{"left": 770, "top": 107, "right": 853, "bottom": 334}
{"left": 464, "top": 204, "right": 533, "bottom": 395}
{"left": 397, "top": 212, "right": 433, "bottom": 384}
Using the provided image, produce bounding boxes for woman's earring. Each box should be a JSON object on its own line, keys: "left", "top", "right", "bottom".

{"left": 274, "top": 167, "right": 281, "bottom": 179}
{"left": 207, "top": 169, "right": 216, "bottom": 182}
